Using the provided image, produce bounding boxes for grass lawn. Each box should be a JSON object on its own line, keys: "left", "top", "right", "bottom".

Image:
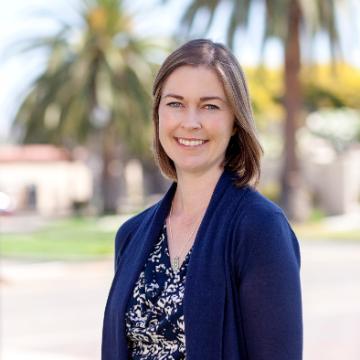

{"left": 0, "top": 216, "right": 126, "bottom": 261}
{"left": 1, "top": 215, "right": 359, "bottom": 261}
{"left": 293, "top": 221, "right": 360, "bottom": 241}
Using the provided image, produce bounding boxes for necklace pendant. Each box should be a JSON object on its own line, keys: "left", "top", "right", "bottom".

{"left": 173, "top": 256, "right": 180, "bottom": 272}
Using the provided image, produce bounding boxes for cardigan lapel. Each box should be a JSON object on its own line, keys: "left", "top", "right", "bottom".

{"left": 184, "top": 170, "right": 236, "bottom": 359}
{"left": 108, "top": 181, "right": 177, "bottom": 358}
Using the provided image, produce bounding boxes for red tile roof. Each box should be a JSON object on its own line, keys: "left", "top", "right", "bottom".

{"left": 0, "top": 145, "right": 71, "bottom": 162}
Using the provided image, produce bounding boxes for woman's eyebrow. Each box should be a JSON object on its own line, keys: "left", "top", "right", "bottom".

{"left": 162, "top": 93, "right": 184, "bottom": 100}
{"left": 200, "top": 96, "right": 226, "bottom": 103}
{"left": 163, "top": 94, "right": 226, "bottom": 103}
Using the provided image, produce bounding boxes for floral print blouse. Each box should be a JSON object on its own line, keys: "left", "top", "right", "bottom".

{"left": 125, "top": 223, "right": 192, "bottom": 359}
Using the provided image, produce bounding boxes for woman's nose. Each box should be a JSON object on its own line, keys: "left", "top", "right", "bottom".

{"left": 181, "top": 109, "right": 202, "bottom": 129}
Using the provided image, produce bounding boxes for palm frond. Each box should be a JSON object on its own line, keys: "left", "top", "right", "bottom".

{"left": 9, "top": 0, "right": 158, "bottom": 159}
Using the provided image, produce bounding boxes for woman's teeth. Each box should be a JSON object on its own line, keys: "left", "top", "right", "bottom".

{"left": 177, "top": 138, "right": 206, "bottom": 147}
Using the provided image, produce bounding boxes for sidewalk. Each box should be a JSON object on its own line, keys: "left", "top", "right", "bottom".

{"left": 301, "top": 240, "right": 360, "bottom": 359}
{"left": 1, "top": 259, "right": 113, "bottom": 360}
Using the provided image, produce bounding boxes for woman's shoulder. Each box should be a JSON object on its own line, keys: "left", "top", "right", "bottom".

{"left": 245, "top": 187, "right": 283, "bottom": 214}
{"left": 114, "top": 202, "right": 160, "bottom": 257}
{"left": 230, "top": 185, "right": 290, "bottom": 232}
{"left": 232, "top": 185, "right": 284, "bottom": 216}
{"left": 232, "top": 187, "right": 300, "bottom": 273}
{"left": 116, "top": 202, "right": 159, "bottom": 239}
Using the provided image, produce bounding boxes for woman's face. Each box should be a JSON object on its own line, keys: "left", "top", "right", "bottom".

{"left": 158, "top": 65, "right": 235, "bottom": 178}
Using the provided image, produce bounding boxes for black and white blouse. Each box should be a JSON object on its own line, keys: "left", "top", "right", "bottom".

{"left": 125, "top": 223, "right": 192, "bottom": 359}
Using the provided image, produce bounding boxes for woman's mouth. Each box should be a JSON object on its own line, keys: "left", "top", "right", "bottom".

{"left": 175, "top": 137, "right": 208, "bottom": 147}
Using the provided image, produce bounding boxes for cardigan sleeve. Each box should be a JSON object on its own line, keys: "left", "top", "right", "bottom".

{"left": 236, "top": 209, "right": 303, "bottom": 360}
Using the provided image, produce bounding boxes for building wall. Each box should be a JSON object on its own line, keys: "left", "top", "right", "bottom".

{"left": 0, "top": 161, "right": 92, "bottom": 216}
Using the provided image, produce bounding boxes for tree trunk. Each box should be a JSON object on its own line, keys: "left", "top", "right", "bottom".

{"left": 280, "top": 0, "right": 309, "bottom": 221}
{"left": 101, "top": 125, "right": 120, "bottom": 214}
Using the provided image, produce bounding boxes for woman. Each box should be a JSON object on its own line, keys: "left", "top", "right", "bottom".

{"left": 102, "top": 39, "right": 303, "bottom": 360}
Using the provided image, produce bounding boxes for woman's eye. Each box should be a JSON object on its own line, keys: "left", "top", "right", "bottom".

{"left": 166, "top": 102, "right": 183, "bottom": 108}
{"left": 204, "top": 104, "right": 219, "bottom": 110}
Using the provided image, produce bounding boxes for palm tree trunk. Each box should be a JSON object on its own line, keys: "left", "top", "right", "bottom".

{"left": 89, "top": 52, "right": 119, "bottom": 214}
{"left": 281, "top": 0, "right": 309, "bottom": 221}
{"left": 101, "top": 126, "right": 119, "bottom": 214}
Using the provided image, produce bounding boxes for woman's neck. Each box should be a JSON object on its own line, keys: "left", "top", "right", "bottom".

{"left": 172, "top": 167, "right": 224, "bottom": 217}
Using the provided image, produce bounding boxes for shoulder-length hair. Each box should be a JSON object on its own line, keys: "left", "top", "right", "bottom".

{"left": 152, "top": 38, "right": 263, "bottom": 187}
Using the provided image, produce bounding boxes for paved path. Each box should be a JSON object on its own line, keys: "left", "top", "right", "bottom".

{"left": 1, "top": 240, "right": 360, "bottom": 359}
{"left": 301, "top": 241, "right": 360, "bottom": 359}
{"left": 1, "top": 259, "right": 113, "bottom": 360}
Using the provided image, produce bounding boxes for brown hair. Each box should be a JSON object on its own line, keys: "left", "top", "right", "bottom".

{"left": 152, "top": 39, "right": 263, "bottom": 187}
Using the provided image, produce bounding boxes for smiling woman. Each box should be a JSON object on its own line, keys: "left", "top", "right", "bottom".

{"left": 102, "top": 39, "right": 303, "bottom": 360}
{"left": 152, "top": 39, "right": 263, "bottom": 188}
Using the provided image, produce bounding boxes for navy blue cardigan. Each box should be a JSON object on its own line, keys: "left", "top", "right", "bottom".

{"left": 102, "top": 170, "right": 303, "bottom": 359}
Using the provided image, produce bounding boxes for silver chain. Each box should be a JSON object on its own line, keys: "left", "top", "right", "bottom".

{"left": 167, "top": 202, "right": 204, "bottom": 272}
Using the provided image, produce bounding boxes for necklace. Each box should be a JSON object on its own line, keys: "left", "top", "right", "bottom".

{"left": 167, "top": 202, "right": 204, "bottom": 272}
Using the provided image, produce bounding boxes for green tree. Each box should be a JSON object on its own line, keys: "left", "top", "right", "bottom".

{"left": 12, "top": 0, "right": 161, "bottom": 213}
{"left": 167, "top": 0, "right": 346, "bottom": 220}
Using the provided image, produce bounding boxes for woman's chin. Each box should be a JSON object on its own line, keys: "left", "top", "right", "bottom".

{"left": 174, "top": 162, "right": 223, "bottom": 177}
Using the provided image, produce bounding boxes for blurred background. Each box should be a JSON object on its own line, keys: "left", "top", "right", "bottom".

{"left": 0, "top": 0, "right": 359, "bottom": 359}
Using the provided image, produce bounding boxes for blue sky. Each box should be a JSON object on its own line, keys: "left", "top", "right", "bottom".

{"left": 0, "top": 0, "right": 359, "bottom": 141}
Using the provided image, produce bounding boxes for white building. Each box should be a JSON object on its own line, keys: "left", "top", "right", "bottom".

{"left": 0, "top": 145, "right": 93, "bottom": 216}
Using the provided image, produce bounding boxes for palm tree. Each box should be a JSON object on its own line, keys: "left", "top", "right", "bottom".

{"left": 12, "top": 0, "right": 162, "bottom": 213}
{"left": 167, "top": 0, "right": 344, "bottom": 220}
